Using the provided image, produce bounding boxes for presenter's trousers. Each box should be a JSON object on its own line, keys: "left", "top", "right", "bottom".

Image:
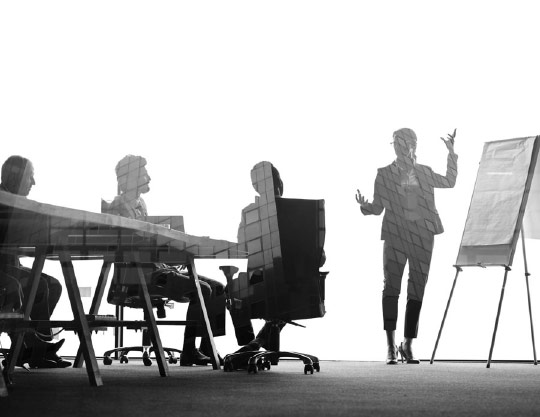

{"left": 382, "top": 232, "right": 434, "bottom": 338}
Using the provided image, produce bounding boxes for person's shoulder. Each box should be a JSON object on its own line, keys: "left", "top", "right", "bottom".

{"left": 415, "top": 163, "right": 433, "bottom": 173}
{"left": 241, "top": 202, "right": 258, "bottom": 213}
{"left": 103, "top": 195, "right": 125, "bottom": 215}
{"left": 377, "top": 163, "right": 395, "bottom": 173}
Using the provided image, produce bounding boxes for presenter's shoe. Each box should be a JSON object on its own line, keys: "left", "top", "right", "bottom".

{"left": 386, "top": 345, "right": 399, "bottom": 365}
{"left": 180, "top": 349, "right": 211, "bottom": 366}
{"left": 398, "top": 343, "right": 420, "bottom": 364}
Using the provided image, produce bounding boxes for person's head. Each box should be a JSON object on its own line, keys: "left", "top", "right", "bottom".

{"left": 250, "top": 161, "right": 284, "bottom": 197}
{"left": 1, "top": 155, "right": 35, "bottom": 196}
{"left": 392, "top": 128, "right": 417, "bottom": 160}
{"left": 115, "top": 155, "right": 150, "bottom": 196}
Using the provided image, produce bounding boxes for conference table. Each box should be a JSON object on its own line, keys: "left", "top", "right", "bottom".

{"left": 0, "top": 190, "right": 245, "bottom": 396}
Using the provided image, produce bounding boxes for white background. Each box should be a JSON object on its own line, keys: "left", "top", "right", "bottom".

{"left": 2, "top": 1, "right": 540, "bottom": 362}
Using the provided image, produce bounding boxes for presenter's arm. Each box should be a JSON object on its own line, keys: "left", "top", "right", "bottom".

{"left": 430, "top": 129, "right": 458, "bottom": 189}
{"left": 356, "top": 170, "right": 384, "bottom": 216}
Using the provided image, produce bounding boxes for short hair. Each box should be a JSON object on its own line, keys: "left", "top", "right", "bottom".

{"left": 393, "top": 128, "right": 417, "bottom": 147}
{"left": 115, "top": 155, "right": 147, "bottom": 193}
{"left": 1, "top": 155, "right": 31, "bottom": 192}
{"left": 250, "top": 161, "right": 283, "bottom": 197}
{"left": 115, "top": 155, "right": 147, "bottom": 178}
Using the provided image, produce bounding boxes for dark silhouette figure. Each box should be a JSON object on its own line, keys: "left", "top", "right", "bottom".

{"left": 0, "top": 155, "right": 71, "bottom": 368}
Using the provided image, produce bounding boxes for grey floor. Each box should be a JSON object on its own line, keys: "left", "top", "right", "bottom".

{"left": 2, "top": 359, "right": 540, "bottom": 417}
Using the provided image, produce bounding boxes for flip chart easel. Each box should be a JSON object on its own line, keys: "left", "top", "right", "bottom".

{"left": 431, "top": 136, "right": 540, "bottom": 368}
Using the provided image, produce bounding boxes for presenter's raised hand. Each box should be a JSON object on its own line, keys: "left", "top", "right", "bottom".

{"left": 440, "top": 128, "right": 457, "bottom": 153}
{"left": 355, "top": 189, "right": 369, "bottom": 207}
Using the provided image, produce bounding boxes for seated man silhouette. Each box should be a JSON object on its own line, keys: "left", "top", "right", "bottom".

{"left": 233, "top": 162, "right": 326, "bottom": 353}
{"left": 105, "top": 154, "right": 223, "bottom": 366}
{"left": 0, "top": 155, "right": 71, "bottom": 368}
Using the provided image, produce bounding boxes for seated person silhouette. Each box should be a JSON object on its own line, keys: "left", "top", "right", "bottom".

{"left": 228, "top": 161, "right": 326, "bottom": 359}
{"left": 0, "top": 270, "right": 23, "bottom": 315}
{"left": 104, "top": 154, "right": 224, "bottom": 366}
{"left": 0, "top": 155, "right": 71, "bottom": 368}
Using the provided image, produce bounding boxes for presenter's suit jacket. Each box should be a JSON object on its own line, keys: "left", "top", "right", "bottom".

{"left": 361, "top": 152, "right": 458, "bottom": 242}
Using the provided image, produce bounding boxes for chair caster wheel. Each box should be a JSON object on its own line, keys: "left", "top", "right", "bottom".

{"left": 168, "top": 356, "right": 177, "bottom": 364}
{"left": 120, "top": 355, "right": 129, "bottom": 364}
{"left": 103, "top": 356, "right": 113, "bottom": 365}
{"left": 304, "top": 364, "right": 314, "bottom": 375}
{"left": 223, "top": 362, "right": 233, "bottom": 372}
{"left": 263, "top": 361, "right": 271, "bottom": 371}
{"left": 247, "top": 364, "right": 258, "bottom": 374}
{"left": 314, "top": 363, "right": 320, "bottom": 372}
{"left": 142, "top": 354, "right": 152, "bottom": 366}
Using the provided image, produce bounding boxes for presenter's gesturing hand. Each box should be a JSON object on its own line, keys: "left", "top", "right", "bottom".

{"left": 441, "top": 128, "right": 457, "bottom": 153}
{"left": 355, "top": 189, "right": 369, "bottom": 208}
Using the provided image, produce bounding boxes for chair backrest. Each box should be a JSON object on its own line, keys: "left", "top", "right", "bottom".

{"left": 230, "top": 162, "right": 326, "bottom": 322}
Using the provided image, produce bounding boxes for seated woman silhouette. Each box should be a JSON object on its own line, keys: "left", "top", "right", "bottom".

{"left": 234, "top": 161, "right": 326, "bottom": 353}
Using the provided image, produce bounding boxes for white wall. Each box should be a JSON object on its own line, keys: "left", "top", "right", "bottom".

{"left": 2, "top": 1, "right": 540, "bottom": 361}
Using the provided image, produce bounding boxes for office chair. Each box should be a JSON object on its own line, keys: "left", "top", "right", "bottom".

{"left": 101, "top": 262, "right": 181, "bottom": 365}
{"left": 100, "top": 201, "right": 226, "bottom": 366}
{"left": 221, "top": 161, "right": 328, "bottom": 374}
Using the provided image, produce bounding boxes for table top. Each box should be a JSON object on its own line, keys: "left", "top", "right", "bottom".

{"left": 0, "top": 190, "right": 246, "bottom": 261}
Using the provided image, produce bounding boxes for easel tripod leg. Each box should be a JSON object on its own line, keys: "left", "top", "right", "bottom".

{"left": 525, "top": 273, "right": 537, "bottom": 365}
{"left": 430, "top": 267, "right": 461, "bottom": 364}
{"left": 521, "top": 229, "right": 537, "bottom": 365}
{"left": 487, "top": 267, "right": 510, "bottom": 369}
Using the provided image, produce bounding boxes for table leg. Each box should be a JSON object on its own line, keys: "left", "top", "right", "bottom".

{"left": 6, "top": 252, "right": 46, "bottom": 375}
{"left": 74, "top": 261, "right": 112, "bottom": 368}
{"left": 0, "top": 361, "right": 8, "bottom": 398}
{"left": 58, "top": 250, "right": 103, "bottom": 386}
{"left": 133, "top": 258, "right": 168, "bottom": 377}
{"left": 187, "top": 258, "right": 220, "bottom": 370}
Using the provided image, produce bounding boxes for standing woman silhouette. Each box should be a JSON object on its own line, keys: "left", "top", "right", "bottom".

{"left": 356, "top": 128, "right": 457, "bottom": 364}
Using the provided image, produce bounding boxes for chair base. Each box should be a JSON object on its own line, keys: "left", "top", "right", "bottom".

{"left": 222, "top": 350, "right": 320, "bottom": 374}
{"left": 103, "top": 345, "right": 182, "bottom": 366}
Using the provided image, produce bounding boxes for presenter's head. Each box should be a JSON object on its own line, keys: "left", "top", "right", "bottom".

{"left": 392, "top": 128, "right": 417, "bottom": 161}
{"left": 116, "top": 155, "right": 151, "bottom": 197}
{"left": 0, "top": 155, "right": 35, "bottom": 197}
